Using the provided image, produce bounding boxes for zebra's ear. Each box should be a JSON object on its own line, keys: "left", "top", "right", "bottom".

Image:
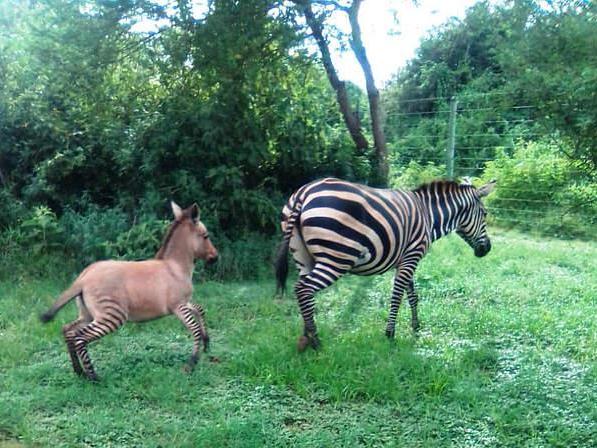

{"left": 189, "top": 203, "right": 200, "bottom": 223}
{"left": 171, "top": 201, "right": 183, "bottom": 220}
{"left": 478, "top": 180, "right": 497, "bottom": 197}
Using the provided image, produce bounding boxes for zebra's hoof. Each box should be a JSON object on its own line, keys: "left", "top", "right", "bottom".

{"left": 310, "top": 335, "right": 321, "bottom": 350}
{"left": 385, "top": 329, "right": 395, "bottom": 339}
{"left": 297, "top": 336, "right": 309, "bottom": 352}
{"left": 183, "top": 355, "right": 198, "bottom": 373}
{"left": 412, "top": 322, "right": 421, "bottom": 333}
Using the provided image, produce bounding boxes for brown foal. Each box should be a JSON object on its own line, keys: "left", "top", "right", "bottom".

{"left": 40, "top": 202, "right": 218, "bottom": 381}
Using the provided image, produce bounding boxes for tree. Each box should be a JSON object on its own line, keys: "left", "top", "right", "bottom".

{"left": 293, "top": 0, "right": 388, "bottom": 186}
{"left": 383, "top": 0, "right": 596, "bottom": 176}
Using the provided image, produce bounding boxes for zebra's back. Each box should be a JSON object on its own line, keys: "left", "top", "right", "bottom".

{"left": 283, "top": 178, "right": 430, "bottom": 276}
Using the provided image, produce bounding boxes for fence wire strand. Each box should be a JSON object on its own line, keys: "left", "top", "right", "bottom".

{"left": 391, "top": 95, "right": 594, "bottom": 238}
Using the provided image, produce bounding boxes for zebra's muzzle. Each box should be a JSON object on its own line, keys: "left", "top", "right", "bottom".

{"left": 474, "top": 240, "right": 491, "bottom": 257}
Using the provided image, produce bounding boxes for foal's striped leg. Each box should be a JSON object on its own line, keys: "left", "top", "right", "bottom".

{"left": 73, "top": 319, "right": 125, "bottom": 381}
{"left": 188, "top": 302, "right": 209, "bottom": 352}
{"left": 174, "top": 304, "right": 204, "bottom": 371}
{"left": 71, "top": 297, "right": 127, "bottom": 381}
{"left": 62, "top": 319, "right": 87, "bottom": 376}
{"left": 406, "top": 280, "right": 420, "bottom": 332}
{"left": 295, "top": 262, "right": 347, "bottom": 350}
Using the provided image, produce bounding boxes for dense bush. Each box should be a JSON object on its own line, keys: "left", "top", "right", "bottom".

{"left": 482, "top": 141, "right": 596, "bottom": 238}
{"left": 389, "top": 160, "right": 447, "bottom": 190}
{"left": 0, "top": 200, "right": 279, "bottom": 282}
{"left": 60, "top": 206, "right": 167, "bottom": 267}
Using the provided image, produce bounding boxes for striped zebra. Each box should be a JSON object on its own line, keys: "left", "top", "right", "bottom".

{"left": 275, "top": 177, "right": 496, "bottom": 351}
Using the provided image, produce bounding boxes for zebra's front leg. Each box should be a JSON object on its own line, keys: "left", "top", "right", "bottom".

{"left": 407, "top": 280, "right": 420, "bottom": 332}
{"left": 386, "top": 267, "right": 415, "bottom": 339}
{"left": 385, "top": 279, "right": 404, "bottom": 339}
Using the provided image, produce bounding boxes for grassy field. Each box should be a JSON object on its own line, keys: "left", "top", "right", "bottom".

{"left": 1, "top": 229, "right": 596, "bottom": 447}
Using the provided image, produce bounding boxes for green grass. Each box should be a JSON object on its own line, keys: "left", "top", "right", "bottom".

{"left": 1, "top": 229, "right": 596, "bottom": 447}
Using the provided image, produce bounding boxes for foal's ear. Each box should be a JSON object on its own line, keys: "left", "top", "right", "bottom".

{"left": 171, "top": 201, "right": 183, "bottom": 220}
{"left": 478, "top": 180, "right": 497, "bottom": 197}
{"left": 189, "top": 203, "right": 200, "bottom": 222}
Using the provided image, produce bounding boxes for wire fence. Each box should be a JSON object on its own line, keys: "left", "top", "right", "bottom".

{"left": 385, "top": 93, "right": 596, "bottom": 239}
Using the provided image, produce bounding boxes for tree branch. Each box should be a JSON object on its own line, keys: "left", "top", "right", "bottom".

{"left": 347, "top": 0, "right": 388, "bottom": 185}
{"left": 295, "top": 0, "right": 369, "bottom": 153}
{"left": 310, "top": 0, "right": 350, "bottom": 12}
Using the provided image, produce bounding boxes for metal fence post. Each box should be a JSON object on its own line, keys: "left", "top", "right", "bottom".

{"left": 446, "top": 96, "right": 458, "bottom": 179}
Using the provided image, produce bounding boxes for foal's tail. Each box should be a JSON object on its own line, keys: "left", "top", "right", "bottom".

{"left": 40, "top": 283, "right": 82, "bottom": 323}
{"left": 274, "top": 199, "right": 303, "bottom": 295}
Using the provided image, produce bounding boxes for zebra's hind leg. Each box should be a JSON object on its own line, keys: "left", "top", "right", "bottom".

{"left": 295, "top": 263, "right": 345, "bottom": 351}
{"left": 406, "top": 280, "right": 420, "bottom": 332}
{"left": 174, "top": 303, "right": 204, "bottom": 372}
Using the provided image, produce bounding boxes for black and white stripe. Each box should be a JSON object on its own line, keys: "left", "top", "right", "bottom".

{"left": 275, "top": 177, "right": 495, "bottom": 349}
{"left": 60, "top": 300, "right": 209, "bottom": 381}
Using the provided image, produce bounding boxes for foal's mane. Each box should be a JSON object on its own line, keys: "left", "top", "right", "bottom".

{"left": 155, "top": 220, "right": 182, "bottom": 259}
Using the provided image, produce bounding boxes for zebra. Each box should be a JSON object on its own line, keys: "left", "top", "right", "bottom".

{"left": 275, "top": 177, "right": 496, "bottom": 351}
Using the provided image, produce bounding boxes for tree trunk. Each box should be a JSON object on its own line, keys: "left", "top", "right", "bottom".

{"left": 298, "top": 1, "right": 369, "bottom": 153}
{"left": 348, "top": 0, "right": 388, "bottom": 187}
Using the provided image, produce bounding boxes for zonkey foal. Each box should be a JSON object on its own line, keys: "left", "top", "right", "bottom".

{"left": 40, "top": 202, "right": 218, "bottom": 381}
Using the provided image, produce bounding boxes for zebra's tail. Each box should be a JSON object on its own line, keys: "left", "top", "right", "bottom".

{"left": 274, "top": 239, "right": 290, "bottom": 295}
{"left": 40, "top": 283, "right": 82, "bottom": 323}
{"left": 274, "top": 200, "right": 302, "bottom": 295}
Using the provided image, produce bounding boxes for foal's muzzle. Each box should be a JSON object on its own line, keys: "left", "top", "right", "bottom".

{"left": 474, "top": 240, "right": 491, "bottom": 257}
{"left": 207, "top": 255, "right": 218, "bottom": 265}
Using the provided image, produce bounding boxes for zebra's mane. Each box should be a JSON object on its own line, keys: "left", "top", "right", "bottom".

{"left": 413, "top": 180, "right": 470, "bottom": 193}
